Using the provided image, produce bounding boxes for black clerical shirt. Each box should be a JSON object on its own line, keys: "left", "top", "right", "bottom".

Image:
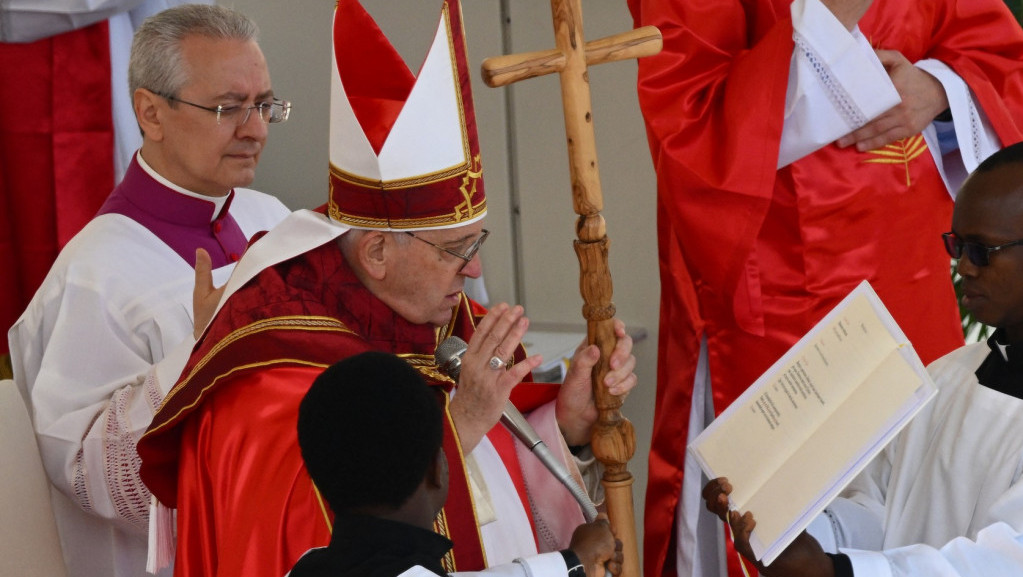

{"left": 288, "top": 513, "right": 452, "bottom": 577}
{"left": 974, "top": 328, "right": 1023, "bottom": 400}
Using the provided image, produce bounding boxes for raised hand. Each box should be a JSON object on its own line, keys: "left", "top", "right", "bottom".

{"left": 556, "top": 318, "right": 637, "bottom": 446}
{"left": 192, "top": 248, "right": 225, "bottom": 340}
{"left": 448, "top": 303, "right": 542, "bottom": 452}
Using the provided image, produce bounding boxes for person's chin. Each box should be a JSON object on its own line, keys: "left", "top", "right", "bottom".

{"left": 430, "top": 310, "right": 454, "bottom": 327}
{"left": 431, "top": 301, "right": 458, "bottom": 326}
{"left": 963, "top": 298, "right": 993, "bottom": 326}
{"left": 226, "top": 166, "right": 257, "bottom": 188}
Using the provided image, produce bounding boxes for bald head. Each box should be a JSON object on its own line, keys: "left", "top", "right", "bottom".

{"left": 954, "top": 143, "right": 1023, "bottom": 236}
{"left": 950, "top": 141, "right": 1023, "bottom": 342}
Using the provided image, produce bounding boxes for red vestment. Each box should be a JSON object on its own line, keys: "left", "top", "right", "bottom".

{"left": 139, "top": 236, "right": 560, "bottom": 577}
{"left": 626, "top": 1, "right": 1023, "bottom": 575}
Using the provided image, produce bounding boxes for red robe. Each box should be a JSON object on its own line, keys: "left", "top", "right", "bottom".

{"left": 626, "top": 1, "right": 1023, "bottom": 575}
{"left": 138, "top": 236, "right": 559, "bottom": 577}
{"left": 0, "top": 23, "right": 114, "bottom": 354}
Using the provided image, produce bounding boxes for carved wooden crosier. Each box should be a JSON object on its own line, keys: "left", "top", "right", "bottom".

{"left": 480, "top": 4, "right": 661, "bottom": 576}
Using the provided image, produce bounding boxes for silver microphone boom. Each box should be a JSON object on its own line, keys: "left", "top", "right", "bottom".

{"left": 435, "top": 336, "right": 598, "bottom": 522}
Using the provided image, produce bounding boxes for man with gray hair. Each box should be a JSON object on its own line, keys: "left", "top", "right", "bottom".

{"left": 6, "top": 4, "right": 291, "bottom": 576}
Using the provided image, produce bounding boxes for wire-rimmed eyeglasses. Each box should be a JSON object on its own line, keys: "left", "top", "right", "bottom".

{"left": 405, "top": 229, "right": 489, "bottom": 272}
{"left": 159, "top": 94, "right": 291, "bottom": 126}
{"left": 942, "top": 231, "right": 1023, "bottom": 267}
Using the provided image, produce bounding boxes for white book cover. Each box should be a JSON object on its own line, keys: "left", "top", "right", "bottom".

{"left": 688, "top": 280, "right": 938, "bottom": 565}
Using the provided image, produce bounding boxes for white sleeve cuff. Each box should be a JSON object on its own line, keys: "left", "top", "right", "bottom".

{"left": 780, "top": 0, "right": 900, "bottom": 167}
{"left": 511, "top": 552, "right": 570, "bottom": 577}
{"left": 915, "top": 58, "right": 1001, "bottom": 177}
{"left": 844, "top": 548, "right": 894, "bottom": 577}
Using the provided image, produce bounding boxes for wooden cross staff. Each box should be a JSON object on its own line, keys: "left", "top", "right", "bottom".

{"left": 480, "top": 4, "right": 661, "bottom": 577}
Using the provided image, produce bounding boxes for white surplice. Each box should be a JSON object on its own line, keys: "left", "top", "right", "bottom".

{"left": 809, "top": 342, "right": 1023, "bottom": 576}
{"left": 7, "top": 173, "right": 288, "bottom": 577}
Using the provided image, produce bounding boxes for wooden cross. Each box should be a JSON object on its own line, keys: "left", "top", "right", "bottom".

{"left": 480, "top": 5, "right": 661, "bottom": 577}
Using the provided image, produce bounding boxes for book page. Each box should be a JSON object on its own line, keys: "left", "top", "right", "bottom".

{"left": 745, "top": 348, "right": 928, "bottom": 561}
{"left": 690, "top": 287, "right": 900, "bottom": 507}
{"left": 687, "top": 281, "right": 937, "bottom": 564}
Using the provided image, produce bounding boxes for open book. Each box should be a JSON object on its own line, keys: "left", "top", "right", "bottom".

{"left": 688, "top": 280, "right": 938, "bottom": 565}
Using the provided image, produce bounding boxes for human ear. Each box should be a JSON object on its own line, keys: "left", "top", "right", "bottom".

{"left": 134, "top": 88, "right": 164, "bottom": 141}
{"left": 357, "top": 231, "right": 388, "bottom": 281}
{"left": 425, "top": 450, "right": 446, "bottom": 489}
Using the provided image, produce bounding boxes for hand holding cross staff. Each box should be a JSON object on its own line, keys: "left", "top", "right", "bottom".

{"left": 480, "top": 3, "right": 661, "bottom": 576}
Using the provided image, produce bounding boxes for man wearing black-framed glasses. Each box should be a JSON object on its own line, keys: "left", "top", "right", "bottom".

{"left": 6, "top": 6, "right": 292, "bottom": 577}
{"left": 942, "top": 232, "right": 1023, "bottom": 268}
{"left": 704, "top": 140, "right": 1023, "bottom": 577}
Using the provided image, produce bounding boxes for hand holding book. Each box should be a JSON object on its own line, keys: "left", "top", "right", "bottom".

{"left": 688, "top": 281, "right": 938, "bottom": 565}
{"left": 703, "top": 478, "right": 837, "bottom": 577}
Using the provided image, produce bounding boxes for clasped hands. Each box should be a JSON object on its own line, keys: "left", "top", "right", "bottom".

{"left": 448, "top": 303, "right": 637, "bottom": 452}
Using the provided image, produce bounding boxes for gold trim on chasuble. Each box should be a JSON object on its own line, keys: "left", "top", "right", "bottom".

{"left": 327, "top": 3, "right": 485, "bottom": 230}
{"left": 149, "top": 316, "right": 353, "bottom": 433}
{"left": 862, "top": 134, "right": 928, "bottom": 186}
{"left": 435, "top": 385, "right": 488, "bottom": 574}
{"left": 408, "top": 305, "right": 487, "bottom": 573}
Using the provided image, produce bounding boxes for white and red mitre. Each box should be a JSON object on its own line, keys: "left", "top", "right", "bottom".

{"left": 328, "top": 0, "right": 486, "bottom": 232}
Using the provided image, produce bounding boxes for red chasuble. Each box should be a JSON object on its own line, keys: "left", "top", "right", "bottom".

{"left": 0, "top": 23, "right": 115, "bottom": 354}
{"left": 139, "top": 238, "right": 557, "bottom": 577}
{"left": 627, "top": 1, "right": 1023, "bottom": 576}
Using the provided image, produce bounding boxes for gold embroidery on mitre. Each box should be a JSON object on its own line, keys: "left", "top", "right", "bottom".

{"left": 326, "top": 159, "right": 487, "bottom": 229}
{"left": 862, "top": 135, "right": 928, "bottom": 187}
{"left": 454, "top": 154, "right": 483, "bottom": 222}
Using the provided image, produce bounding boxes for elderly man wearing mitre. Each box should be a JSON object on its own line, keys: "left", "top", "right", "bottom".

{"left": 136, "top": 1, "right": 638, "bottom": 577}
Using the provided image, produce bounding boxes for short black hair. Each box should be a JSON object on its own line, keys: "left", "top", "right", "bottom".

{"left": 297, "top": 351, "right": 444, "bottom": 512}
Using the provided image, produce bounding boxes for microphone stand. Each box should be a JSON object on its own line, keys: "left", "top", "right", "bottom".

{"left": 437, "top": 336, "right": 611, "bottom": 577}
{"left": 500, "top": 406, "right": 598, "bottom": 522}
{"left": 436, "top": 337, "right": 599, "bottom": 521}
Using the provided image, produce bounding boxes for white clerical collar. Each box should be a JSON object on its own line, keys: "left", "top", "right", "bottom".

{"left": 136, "top": 151, "right": 229, "bottom": 222}
{"left": 997, "top": 341, "right": 1010, "bottom": 362}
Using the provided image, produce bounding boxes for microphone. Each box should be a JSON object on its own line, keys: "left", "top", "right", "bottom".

{"left": 435, "top": 336, "right": 599, "bottom": 522}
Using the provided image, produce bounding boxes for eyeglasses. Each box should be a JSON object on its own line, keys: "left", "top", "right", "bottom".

{"left": 405, "top": 229, "right": 489, "bottom": 272}
{"left": 942, "top": 231, "right": 1023, "bottom": 266}
{"left": 159, "top": 94, "right": 291, "bottom": 125}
